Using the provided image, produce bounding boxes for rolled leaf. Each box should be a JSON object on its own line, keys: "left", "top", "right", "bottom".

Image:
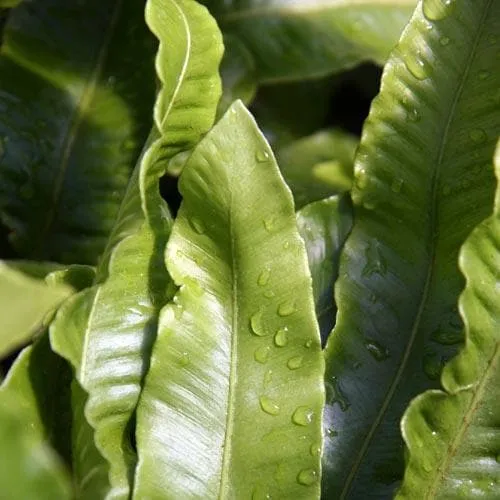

{"left": 134, "top": 102, "right": 325, "bottom": 499}
{"left": 204, "top": 0, "right": 416, "bottom": 82}
{"left": 297, "top": 195, "right": 352, "bottom": 344}
{"left": 277, "top": 129, "right": 358, "bottom": 209}
{"left": 0, "top": 262, "right": 72, "bottom": 357}
{"left": 396, "top": 140, "right": 500, "bottom": 498}
{"left": 50, "top": 0, "right": 223, "bottom": 497}
{"left": 0, "top": 0, "right": 156, "bottom": 264}
{"left": 323, "top": 0, "right": 500, "bottom": 497}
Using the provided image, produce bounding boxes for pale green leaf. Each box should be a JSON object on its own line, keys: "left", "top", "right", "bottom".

{"left": 204, "top": 0, "right": 417, "bottom": 82}
{"left": 277, "top": 129, "right": 358, "bottom": 209}
{"left": 50, "top": 0, "right": 223, "bottom": 497}
{"left": 323, "top": 0, "right": 500, "bottom": 497}
{"left": 0, "top": 0, "right": 157, "bottom": 264}
{"left": 0, "top": 262, "right": 72, "bottom": 357}
{"left": 134, "top": 102, "right": 325, "bottom": 499}
{"left": 297, "top": 195, "right": 352, "bottom": 343}
{"left": 396, "top": 140, "right": 500, "bottom": 499}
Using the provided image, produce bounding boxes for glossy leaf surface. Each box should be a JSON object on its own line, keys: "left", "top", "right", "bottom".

{"left": 323, "top": 0, "right": 500, "bottom": 497}
{"left": 0, "top": 392, "right": 71, "bottom": 500}
{"left": 277, "top": 129, "right": 358, "bottom": 209}
{"left": 297, "top": 195, "right": 352, "bottom": 344}
{"left": 134, "top": 102, "right": 325, "bottom": 499}
{"left": 397, "top": 141, "right": 500, "bottom": 499}
{"left": 50, "top": 0, "right": 223, "bottom": 497}
{"left": 204, "top": 0, "right": 416, "bottom": 82}
{"left": 0, "top": 0, "right": 156, "bottom": 264}
{"left": 0, "top": 262, "right": 72, "bottom": 356}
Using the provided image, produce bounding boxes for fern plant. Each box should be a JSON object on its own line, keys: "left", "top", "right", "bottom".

{"left": 0, "top": 0, "right": 498, "bottom": 498}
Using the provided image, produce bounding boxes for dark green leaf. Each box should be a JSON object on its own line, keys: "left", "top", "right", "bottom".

{"left": 134, "top": 102, "right": 325, "bottom": 498}
{"left": 0, "top": 0, "right": 157, "bottom": 264}
{"left": 323, "top": 0, "right": 500, "bottom": 497}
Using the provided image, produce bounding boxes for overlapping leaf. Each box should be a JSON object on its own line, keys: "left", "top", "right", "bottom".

{"left": 134, "top": 102, "right": 325, "bottom": 499}
{"left": 0, "top": 0, "right": 156, "bottom": 264}
{"left": 203, "top": 0, "right": 417, "bottom": 82}
{"left": 397, "top": 141, "right": 500, "bottom": 499}
{"left": 323, "top": 0, "right": 500, "bottom": 497}
{"left": 50, "top": 0, "right": 223, "bottom": 497}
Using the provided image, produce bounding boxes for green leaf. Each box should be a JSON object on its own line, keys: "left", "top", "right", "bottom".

{"left": 277, "top": 129, "right": 358, "bottom": 209}
{"left": 0, "top": 392, "right": 71, "bottom": 500}
{"left": 0, "top": 0, "right": 157, "bottom": 264}
{"left": 50, "top": 0, "right": 223, "bottom": 497}
{"left": 323, "top": 1, "right": 500, "bottom": 497}
{"left": 297, "top": 195, "right": 352, "bottom": 343}
{"left": 134, "top": 102, "right": 325, "bottom": 498}
{"left": 204, "top": 0, "right": 417, "bottom": 82}
{"left": 0, "top": 262, "right": 72, "bottom": 357}
{"left": 396, "top": 140, "right": 500, "bottom": 499}
{"left": 0, "top": 0, "right": 21, "bottom": 7}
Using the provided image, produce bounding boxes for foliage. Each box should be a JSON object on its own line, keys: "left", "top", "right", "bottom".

{"left": 0, "top": 0, "right": 498, "bottom": 499}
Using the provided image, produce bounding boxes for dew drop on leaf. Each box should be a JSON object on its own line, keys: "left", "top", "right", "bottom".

{"left": 259, "top": 395, "right": 280, "bottom": 416}
{"left": 355, "top": 166, "right": 368, "bottom": 189}
{"left": 304, "top": 339, "right": 313, "bottom": 348}
{"left": 264, "top": 369, "right": 273, "bottom": 387}
{"left": 250, "top": 309, "right": 266, "bottom": 336}
{"left": 310, "top": 442, "right": 321, "bottom": 457}
{"left": 439, "top": 36, "right": 450, "bottom": 46}
{"left": 263, "top": 290, "right": 275, "bottom": 299}
{"left": 297, "top": 468, "right": 318, "bottom": 486}
{"left": 287, "top": 356, "right": 303, "bottom": 370}
{"left": 403, "top": 49, "right": 432, "bottom": 80}
{"left": 179, "top": 352, "right": 190, "bottom": 366}
{"left": 406, "top": 109, "right": 420, "bottom": 123}
{"left": 254, "top": 346, "right": 271, "bottom": 364}
{"left": 469, "top": 128, "right": 487, "bottom": 144}
{"left": 422, "top": 0, "right": 455, "bottom": 21}
{"left": 263, "top": 217, "right": 275, "bottom": 232}
{"left": 258, "top": 268, "right": 271, "bottom": 286}
{"left": 364, "top": 339, "right": 390, "bottom": 361}
{"left": 252, "top": 485, "right": 271, "bottom": 500}
{"left": 278, "top": 300, "right": 296, "bottom": 316}
{"left": 256, "top": 150, "right": 270, "bottom": 163}
{"left": 274, "top": 327, "right": 289, "bottom": 347}
{"left": 292, "top": 406, "right": 314, "bottom": 426}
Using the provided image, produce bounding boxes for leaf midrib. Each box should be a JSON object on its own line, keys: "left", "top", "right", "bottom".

{"left": 35, "top": 0, "right": 124, "bottom": 258}
{"left": 426, "top": 342, "right": 500, "bottom": 498}
{"left": 340, "top": 4, "right": 490, "bottom": 496}
{"left": 219, "top": 0, "right": 415, "bottom": 23}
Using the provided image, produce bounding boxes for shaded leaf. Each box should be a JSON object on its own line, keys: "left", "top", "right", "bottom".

{"left": 204, "top": 0, "right": 416, "bottom": 82}
{"left": 0, "top": 261, "right": 72, "bottom": 357}
{"left": 134, "top": 102, "right": 325, "bottom": 498}
{"left": 50, "top": 0, "right": 223, "bottom": 497}
{"left": 0, "top": 391, "right": 71, "bottom": 500}
{"left": 277, "top": 129, "right": 358, "bottom": 209}
{"left": 396, "top": 140, "right": 500, "bottom": 499}
{"left": 297, "top": 195, "right": 353, "bottom": 344}
{"left": 323, "top": 0, "right": 500, "bottom": 497}
{"left": 0, "top": 0, "right": 157, "bottom": 264}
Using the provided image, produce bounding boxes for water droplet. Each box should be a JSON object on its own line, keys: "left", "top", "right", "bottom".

{"left": 362, "top": 242, "right": 387, "bottom": 277}
{"left": 304, "top": 339, "right": 313, "bottom": 348}
{"left": 173, "top": 304, "right": 183, "bottom": 320}
{"left": 478, "top": 70, "right": 490, "bottom": 80}
{"left": 278, "top": 301, "right": 296, "bottom": 316}
{"left": 263, "top": 217, "right": 275, "bottom": 232}
{"left": 252, "top": 485, "right": 271, "bottom": 500}
{"left": 403, "top": 50, "right": 432, "bottom": 80}
{"left": 263, "top": 290, "right": 275, "bottom": 299}
{"left": 250, "top": 309, "right": 266, "bottom": 336}
{"left": 391, "top": 178, "right": 404, "bottom": 193}
{"left": 355, "top": 167, "right": 368, "bottom": 189}
{"left": 264, "top": 369, "right": 273, "bottom": 387}
{"left": 179, "top": 352, "right": 190, "bottom": 366}
{"left": 362, "top": 198, "right": 378, "bottom": 210}
{"left": 274, "top": 327, "right": 289, "bottom": 347}
{"left": 283, "top": 241, "right": 290, "bottom": 250}
{"left": 259, "top": 395, "right": 280, "bottom": 415}
{"left": 254, "top": 346, "right": 271, "bottom": 364}
{"left": 364, "top": 339, "right": 390, "bottom": 361}
{"left": 423, "top": 353, "right": 443, "bottom": 380}
{"left": 326, "top": 426, "right": 338, "bottom": 437}
{"left": 423, "top": 459, "right": 433, "bottom": 473}
{"left": 406, "top": 108, "right": 420, "bottom": 123}
{"left": 439, "top": 36, "right": 450, "bottom": 46}
{"left": 423, "top": 0, "right": 455, "bottom": 21}
{"left": 256, "top": 150, "right": 270, "bottom": 163}
{"left": 469, "top": 128, "right": 487, "bottom": 144}
{"left": 190, "top": 217, "right": 205, "bottom": 234}
{"left": 297, "top": 468, "right": 318, "bottom": 486}
{"left": 258, "top": 268, "right": 271, "bottom": 286}
{"left": 310, "top": 442, "right": 321, "bottom": 457}
{"left": 292, "top": 406, "right": 315, "bottom": 426}
{"left": 287, "top": 356, "right": 303, "bottom": 370}
{"left": 431, "top": 328, "right": 463, "bottom": 345}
